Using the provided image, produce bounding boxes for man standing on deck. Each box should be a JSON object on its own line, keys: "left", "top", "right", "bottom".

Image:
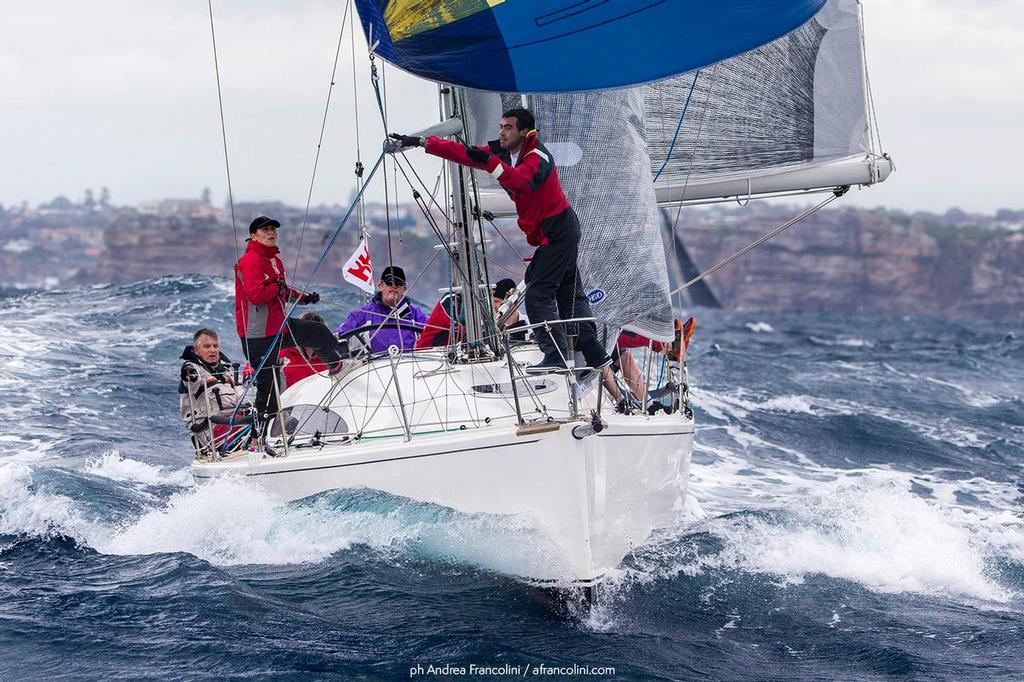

{"left": 390, "top": 108, "right": 611, "bottom": 374}
{"left": 234, "top": 216, "right": 346, "bottom": 433}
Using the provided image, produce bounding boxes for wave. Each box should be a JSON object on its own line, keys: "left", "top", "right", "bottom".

{"left": 0, "top": 461, "right": 568, "bottom": 578}
{"left": 626, "top": 482, "right": 1020, "bottom": 603}
{"left": 84, "top": 452, "right": 193, "bottom": 488}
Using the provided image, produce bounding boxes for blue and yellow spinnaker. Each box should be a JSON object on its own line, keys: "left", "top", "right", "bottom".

{"left": 355, "top": 0, "right": 827, "bottom": 92}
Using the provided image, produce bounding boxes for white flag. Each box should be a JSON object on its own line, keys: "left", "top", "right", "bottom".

{"left": 342, "top": 237, "right": 375, "bottom": 294}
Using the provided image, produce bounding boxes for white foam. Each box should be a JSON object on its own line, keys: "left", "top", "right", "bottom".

{"left": 745, "top": 322, "right": 775, "bottom": 333}
{"left": 809, "top": 335, "right": 875, "bottom": 348}
{"left": 0, "top": 462, "right": 94, "bottom": 541}
{"left": 692, "top": 388, "right": 816, "bottom": 421}
{"left": 98, "top": 477, "right": 378, "bottom": 564}
{"left": 84, "top": 452, "right": 193, "bottom": 487}
{"left": 668, "top": 482, "right": 1017, "bottom": 602}
{"left": 0, "top": 463, "right": 571, "bottom": 577}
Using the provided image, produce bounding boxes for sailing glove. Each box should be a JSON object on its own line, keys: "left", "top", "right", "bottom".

{"left": 300, "top": 291, "right": 320, "bottom": 305}
{"left": 465, "top": 145, "right": 491, "bottom": 164}
{"left": 389, "top": 133, "right": 423, "bottom": 149}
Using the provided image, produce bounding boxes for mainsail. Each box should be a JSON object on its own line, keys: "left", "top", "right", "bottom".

{"left": 464, "top": 0, "right": 886, "bottom": 339}
{"left": 354, "top": 0, "right": 827, "bottom": 93}
{"left": 463, "top": 89, "right": 675, "bottom": 342}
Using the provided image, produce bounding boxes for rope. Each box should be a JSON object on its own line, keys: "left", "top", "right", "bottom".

{"left": 291, "top": 0, "right": 352, "bottom": 276}
{"left": 665, "top": 188, "right": 847, "bottom": 300}
{"left": 653, "top": 71, "right": 700, "bottom": 183}
{"left": 483, "top": 215, "right": 527, "bottom": 264}
{"left": 205, "top": 0, "right": 248, "bottom": 364}
{"left": 349, "top": 0, "right": 365, "bottom": 237}
{"left": 858, "top": 0, "right": 885, "bottom": 155}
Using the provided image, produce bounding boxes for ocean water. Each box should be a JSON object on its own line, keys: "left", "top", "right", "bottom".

{"left": 1, "top": 276, "right": 1022, "bottom": 681}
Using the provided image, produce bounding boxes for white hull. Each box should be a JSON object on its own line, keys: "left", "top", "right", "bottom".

{"left": 192, "top": 350, "right": 693, "bottom": 586}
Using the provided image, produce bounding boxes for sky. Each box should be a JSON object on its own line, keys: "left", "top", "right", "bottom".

{"left": 2, "top": 0, "right": 1022, "bottom": 215}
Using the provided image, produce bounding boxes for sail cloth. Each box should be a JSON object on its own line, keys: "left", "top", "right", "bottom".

{"left": 464, "top": 89, "right": 675, "bottom": 342}
{"left": 460, "top": 0, "right": 885, "bottom": 338}
{"left": 648, "top": 0, "right": 890, "bottom": 203}
{"left": 354, "top": 0, "right": 827, "bottom": 92}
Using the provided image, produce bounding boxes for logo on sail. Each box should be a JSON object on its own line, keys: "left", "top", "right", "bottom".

{"left": 587, "top": 288, "right": 606, "bottom": 306}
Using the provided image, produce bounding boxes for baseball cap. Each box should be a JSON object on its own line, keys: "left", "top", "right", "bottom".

{"left": 248, "top": 216, "right": 281, "bottom": 234}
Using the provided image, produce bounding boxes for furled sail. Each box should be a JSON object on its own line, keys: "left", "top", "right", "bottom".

{"left": 355, "top": 0, "right": 826, "bottom": 93}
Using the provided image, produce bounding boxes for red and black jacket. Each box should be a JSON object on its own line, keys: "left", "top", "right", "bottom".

{"left": 425, "top": 130, "right": 569, "bottom": 247}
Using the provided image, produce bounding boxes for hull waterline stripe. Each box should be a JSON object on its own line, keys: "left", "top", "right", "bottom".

{"left": 597, "top": 430, "right": 694, "bottom": 438}
{"left": 193, "top": 438, "right": 542, "bottom": 478}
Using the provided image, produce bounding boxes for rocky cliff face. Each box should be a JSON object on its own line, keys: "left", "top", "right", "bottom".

{"left": 4, "top": 202, "right": 1022, "bottom": 320}
{"left": 679, "top": 206, "right": 1024, "bottom": 319}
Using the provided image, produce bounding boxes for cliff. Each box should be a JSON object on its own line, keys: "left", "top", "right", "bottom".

{"left": 3, "top": 200, "right": 1022, "bottom": 320}
{"left": 676, "top": 205, "right": 1024, "bottom": 319}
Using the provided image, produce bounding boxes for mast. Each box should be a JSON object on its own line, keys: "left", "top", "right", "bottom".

{"left": 440, "top": 86, "right": 495, "bottom": 356}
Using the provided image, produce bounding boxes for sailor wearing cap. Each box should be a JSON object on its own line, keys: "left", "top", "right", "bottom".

{"left": 334, "top": 265, "right": 428, "bottom": 354}
{"left": 233, "top": 216, "right": 348, "bottom": 431}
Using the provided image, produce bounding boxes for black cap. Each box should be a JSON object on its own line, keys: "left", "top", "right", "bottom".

{"left": 492, "top": 278, "right": 516, "bottom": 300}
{"left": 380, "top": 265, "right": 407, "bottom": 286}
{"left": 248, "top": 216, "right": 281, "bottom": 234}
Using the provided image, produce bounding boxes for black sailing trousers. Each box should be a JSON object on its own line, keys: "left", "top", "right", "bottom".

{"left": 524, "top": 207, "right": 607, "bottom": 365}
{"left": 241, "top": 317, "right": 343, "bottom": 430}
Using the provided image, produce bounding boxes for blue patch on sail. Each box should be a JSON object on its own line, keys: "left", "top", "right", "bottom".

{"left": 587, "top": 289, "right": 606, "bottom": 306}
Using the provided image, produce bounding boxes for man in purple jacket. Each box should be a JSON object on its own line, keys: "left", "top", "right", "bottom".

{"left": 335, "top": 266, "right": 428, "bottom": 353}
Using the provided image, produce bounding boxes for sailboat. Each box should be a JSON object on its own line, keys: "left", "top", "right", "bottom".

{"left": 191, "top": 0, "right": 890, "bottom": 588}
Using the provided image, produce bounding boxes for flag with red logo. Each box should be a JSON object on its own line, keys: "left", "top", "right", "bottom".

{"left": 342, "top": 238, "right": 374, "bottom": 294}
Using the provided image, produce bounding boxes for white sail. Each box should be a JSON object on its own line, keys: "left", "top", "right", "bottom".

{"left": 464, "top": 89, "right": 675, "bottom": 342}
{"left": 648, "top": 0, "right": 890, "bottom": 203}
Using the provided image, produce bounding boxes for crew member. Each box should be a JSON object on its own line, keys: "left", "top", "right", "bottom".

{"left": 235, "top": 215, "right": 345, "bottom": 431}
{"left": 335, "top": 265, "right": 428, "bottom": 353}
{"left": 390, "top": 108, "right": 610, "bottom": 374}
{"left": 279, "top": 311, "right": 329, "bottom": 389}
{"left": 179, "top": 328, "right": 248, "bottom": 454}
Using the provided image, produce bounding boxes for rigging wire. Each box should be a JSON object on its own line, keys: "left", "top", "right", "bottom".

{"left": 206, "top": 0, "right": 250, "bottom": 366}
{"left": 662, "top": 65, "right": 718, "bottom": 324}
{"left": 482, "top": 215, "right": 526, "bottom": 264}
{"left": 858, "top": 0, "right": 885, "bottom": 155}
{"left": 349, "top": 0, "right": 366, "bottom": 239}
{"left": 291, "top": 0, "right": 353, "bottom": 276}
{"left": 223, "top": 151, "right": 388, "bottom": 428}
{"left": 665, "top": 188, "right": 848, "bottom": 300}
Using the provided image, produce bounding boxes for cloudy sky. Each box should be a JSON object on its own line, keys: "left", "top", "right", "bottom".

{"left": 2, "top": 1, "right": 1021, "bottom": 214}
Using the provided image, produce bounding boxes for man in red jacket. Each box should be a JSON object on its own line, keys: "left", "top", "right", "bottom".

{"left": 390, "top": 108, "right": 610, "bottom": 374}
{"left": 234, "top": 216, "right": 345, "bottom": 429}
